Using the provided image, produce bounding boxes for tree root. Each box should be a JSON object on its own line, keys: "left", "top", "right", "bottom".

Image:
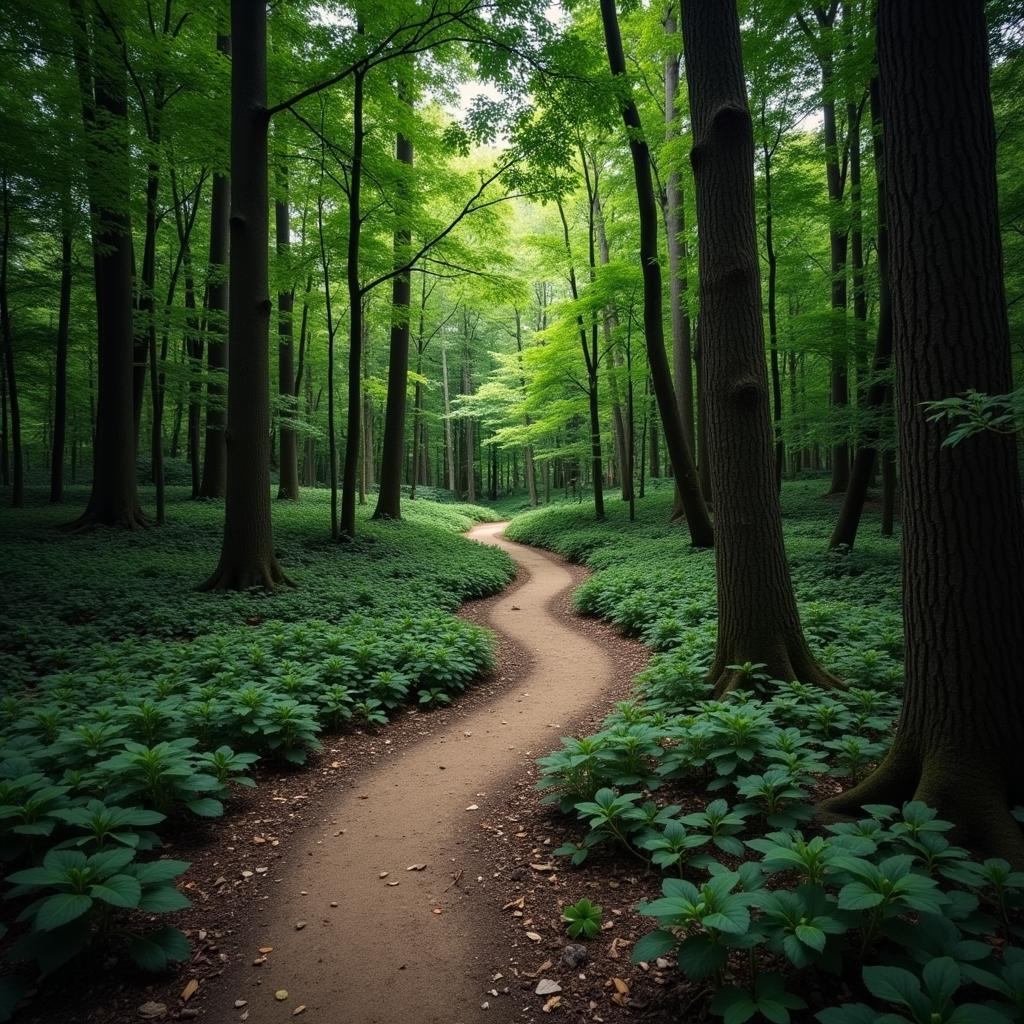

{"left": 59, "top": 505, "right": 148, "bottom": 533}
{"left": 198, "top": 559, "right": 293, "bottom": 592}
{"left": 710, "top": 647, "right": 842, "bottom": 698}
{"left": 819, "top": 746, "right": 1024, "bottom": 867}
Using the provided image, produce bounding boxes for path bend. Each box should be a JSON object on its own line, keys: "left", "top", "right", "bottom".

{"left": 203, "top": 522, "right": 618, "bottom": 1023}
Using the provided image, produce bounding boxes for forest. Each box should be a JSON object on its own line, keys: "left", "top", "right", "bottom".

{"left": 0, "top": 0, "right": 1023, "bottom": 1021}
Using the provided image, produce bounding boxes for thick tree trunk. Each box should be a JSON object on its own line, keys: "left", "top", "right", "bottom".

{"left": 276, "top": 168, "right": 299, "bottom": 500}
{"left": 599, "top": 0, "right": 713, "bottom": 547}
{"left": 201, "top": 3, "right": 287, "bottom": 588}
{"left": 68, "top": 1, "right": 143, "bottom": 529}
{"left": 374, "top": 112, "right": 414, "bottom": 521}
{"left": 50, "top": 223, "right": 72, "bottom": 503}
{"left": 0, "top": 174, "right": 23, "bottom": 508}
{"left": 682, "top": 0, "right": 838, "bottom": 696}
{"left": 830, "top": 78, "right": 893, "bottom": 550}
{"left": 198, "top": 36, "right": 231, "bottom": 500}
{"left": 822, "top": 0, "right": 1024, "bottom": 863}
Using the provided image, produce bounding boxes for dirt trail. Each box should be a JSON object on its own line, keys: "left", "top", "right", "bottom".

{"left": 202, "top": 522, "right": 619, "bottom": 1024}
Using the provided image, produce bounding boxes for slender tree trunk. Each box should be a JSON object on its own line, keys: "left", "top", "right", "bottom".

{"left": 198, "top": 37, "right": 231, "bottom": 500}
{"left": 276, "top": 166, "right": 299, "bottom": 500}
{"left": 68, "top": 0, "right": 143, "bottom": 529}
{"left": 340, "top": 65, "right": 365, "bottom": 538}
{"left": 761, "top": 105, "right": 784, "bottom": 491}
{"left": 664, "top": 9, "right": 695, "bottom": 454}
{"left": 441, "top": 339, "right": 456, "bottom": 492}
{"left": 823, "top": 0, "right": 1024, "bottom": 864}
{"left": 599, "top": 0, "right": 713, "bottom": 547}
{"left": 0, "top": 361, "right": 8, "bottom": 487}
{"left": 50, "top": 223, "right": 72, "bottom": 503}
{"left": 0, "top": 173, "right": 23, "bottom": 508}
{"left": 375, "top": 100, "right": 414, "bottom": 521}
{"left": 830, "top": 77, "right": 893, "bottom": 550}
{"left": 682, "top": 0, "right": 838, "bottom": 694}
{"left": 201, "top": 2, "right": 287, "bottom": 588}
{"left": 461, "top": 335, "right": 475, "bottom": 503}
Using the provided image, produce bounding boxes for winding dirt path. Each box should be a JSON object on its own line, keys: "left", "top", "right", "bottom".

{"left": 203, "top": 522, "right": 619, "bottom": 1024}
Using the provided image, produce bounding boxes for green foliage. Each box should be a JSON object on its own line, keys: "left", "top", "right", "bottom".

{"left": 562, "top": 897, "right": 603, "bottom": 939}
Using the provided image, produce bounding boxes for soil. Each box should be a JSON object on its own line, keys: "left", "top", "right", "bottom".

{"left": 22, "top": 523, "right": 654, "bottom": 1024}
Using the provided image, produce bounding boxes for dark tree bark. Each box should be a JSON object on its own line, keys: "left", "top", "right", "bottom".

{"left": 760, "top": 100, "right": 784, "bottom": 490}
{"left": 50, "top": 221, "right": 72, "bottom": 503}
{"left": 276, "top": 166, "right": 299, "bottom": 500}
{"left": 822, "top": 0, "right": 1024, "bottom": 863}
{"left": 829, "top": 77, "right": 893, "bottom": 550}
{"left": 198, "top": 35, "right": 231, "bottom": 500}
{"left": 682, "top": 0, "right": 839, "bottom": 695}
{"left": 68, "top": 0, "right": 144, "bottom": 529}
{"left": 664, "top": 8, "right": 695, "bottom": 455}
{"left": 340, "top": 66, "right": 366, "bottom": 538}
{"left": 797, "top": 5, "right": 850, "bottom": 493}
{"left": 201, "top": 2, "right": 287, "bottom": 589}
{"left": 0, "top": 173, "right": 23, "bottom": 508}
{"left": 599, "top": 0, "right": 713, "bottom": 547}
{"left": 374, "top": 99, "right": 414, "bottom": 521}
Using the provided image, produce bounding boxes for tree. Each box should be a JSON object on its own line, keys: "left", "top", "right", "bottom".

{"left": 275, "top": 164, "right": 299, "bottom": 501}
{"left": 201, "top": 0, "right": 287, "bottom": 589}
{"left": 681, "top": 0, "right": 839, "bottom": 695}
{"left": 67, "top": 0, "right": 143, "bottom": 530}
{"left": 821, "top": 0, "right": 1024, "bottom": 863}
{"left": 598, "top": 0, "right": 713, "bottom": 548}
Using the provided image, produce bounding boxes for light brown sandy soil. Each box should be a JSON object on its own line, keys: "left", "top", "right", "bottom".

{"left": 199, "top": 522, "right": 624, "bottom": 1024}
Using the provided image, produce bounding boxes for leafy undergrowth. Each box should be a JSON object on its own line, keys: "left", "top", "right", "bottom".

{"left": 508, "top": 482, "right": 1024, "bottom": 1024}
{"left": 0, "top": 488, "right": 513, "bottom": 1014}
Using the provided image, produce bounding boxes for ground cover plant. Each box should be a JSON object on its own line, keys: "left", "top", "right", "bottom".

{"left": 509, "top": 484, "right": 1024, "bottom": 1024}
{"left": 0, "top": 487, "right": 512, "bottom": 1013}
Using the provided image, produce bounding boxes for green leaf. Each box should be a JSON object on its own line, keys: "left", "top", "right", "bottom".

{"left": 137, "top": 885, "right": 190, "bottom": 914}
{"left": 677, "top": 934, "right": 726, "bottom": 980}
{"left": 91, "top": 874, "right": 142, "bottom": 909}
{"left": 862, "top": 965, "right": 921, "bottom": 1008}
{"left": 35, "top": 893, "right": 93, "bottom": 931}
{"left": 795, "top": 924, "right": 826, "bottom": 952}
{"left": 838, "top": 882, "right": 885, "bottom": 911}
{"left": 185, "top": 798, "right": 223, "bottom": 818}
{"left": 631, "top": 929, "right": 676, "bottom": 964}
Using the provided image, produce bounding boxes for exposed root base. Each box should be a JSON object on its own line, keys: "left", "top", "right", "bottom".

{"left": 820, "top": 749, "right": 1024, "bottom": 867}
{"left": 198, "top": 560, "right": 294, "bottom": 592}
{"left": 59, "top": 508, "right": 148, "bottom": 533}
{"left": 710, "top": 650, "right": 842, "bottom": 699}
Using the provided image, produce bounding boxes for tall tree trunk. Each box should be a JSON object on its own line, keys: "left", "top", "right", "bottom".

{"left": 664, "top": 8, "right": 695, "bottom": 454}
{"left": 198, "top": 36, "right": 231, "bottom": 500}
{"left": 599, "top": 0, "right": 713, "bottom": 547}
{"left": 514, "top": 308, "right": 538, "bottom": 506}
{"left": 276, "top": 166, "right": 299, "bottom": 500}
{"left": 761, "top": 102, "right": 784, "bottom": 490}
{"left": 0, "top": 173, "right": 23, "bottom": 508}
{"left": 682, "top": 0, "right": 838, "bottom": 694}
{"left": 461, "top": 332, "right": 476, "bottom": 503}
{"left": 441, "top": 339, "right": 456, "bottom": 492}
{"left": 374, "top": 102, "right": 414, "bottom": 521}
{"left": 50, "top": 222, "right": 72, "bottom": 503}
{"left": 68, "top": 0, "right": 143, "bottom": 529}
{"left": 201, "top": 1, "right": 287, "bottom": 588}
{"left": 0, "top": 361, "right": 8, "bottom": 487}
{"left": 340, "top": 65, "right": 366, "bottom": 538}
{"left": 798, "top": 6, "right": 849, "bottom": 492}
{"left": 823, "top": 0, "right": 1024, "bottom": 864}
{"left": 830, "top": 77, "right": 894, "bottom": 550}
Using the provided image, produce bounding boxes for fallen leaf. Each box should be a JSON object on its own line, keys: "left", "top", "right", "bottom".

{"left": 406, "top": 864, "right": 427, "bottom": 871}
{"left": 524, "top": 960, "right": 553, "bottom": 978}
{"left": 234, "top": 1000, "right": 248, "bottom": 1009}
{"left": 180, "top": 979, "right": 200, "bottom": 1003}
{"left": 525, "top": 931, "right": 543, "bottom": 942}
{"left": 138, "top": 1003, "right": 167, "bottom": 1020}
{"left": 292, "top": 1007, "right": 306, "bottom": 1016}
{"left": 466, "top": 804, "right": 479, "bottom": 811}
{"left": 379, "top": 872, "right": 389, "bottom": 879}
{"left": 258, "top": 946, "right": 274, "bottom": 954}
{"left": 612, "top": 978, "right": 629, "bottom": 995}
{"left": 387, "top": 880, "right": 400, "bottom": 886}
{"left": 502, "top": 896, "right": 525, "bottom": 911}
{"left": 432, "top": 907, "right": 443, "bottom": 914}
{"left": 542, "top": 996, "right": 561, "bottom": 1013}
{"left": 529, "top": 863, "right": 555, "bottom": 872}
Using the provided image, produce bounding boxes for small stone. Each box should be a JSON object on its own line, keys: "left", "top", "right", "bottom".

{"left": 275, "top": 990, "right": 289, "bottom": 1002}
{"left": 562, "top": 943, "right": 588, "bottom": 969}
{"left": 535, "top": 979, "right": 562, "bottom": 996}
{"left": 295, "top": 921, "right": 307, "bottom": 930}
{"left": 481, "top": 1002, "right": 490, "bottom": 1010}
{"left": 234, "top": 1000, "right": 248, "bottom": 1009}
